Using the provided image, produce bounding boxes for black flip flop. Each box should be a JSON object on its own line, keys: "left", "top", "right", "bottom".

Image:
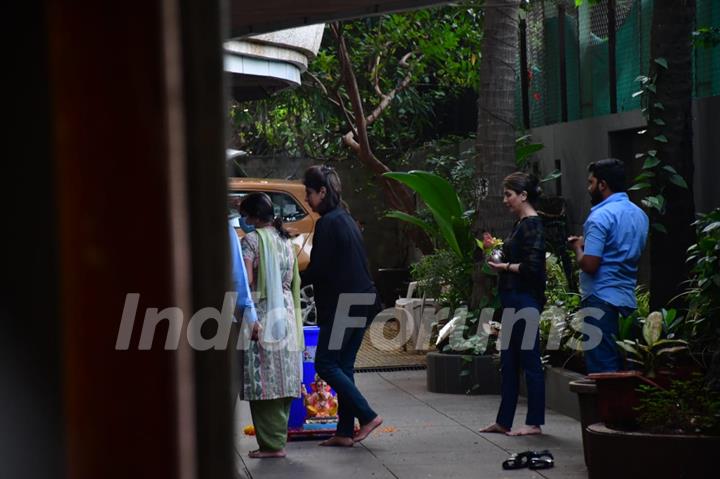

{"left": 528, "top": 450, "right": 554, "bottom": 470}
{"left": 502, "top": 451, "right": 532, "bottom": 470}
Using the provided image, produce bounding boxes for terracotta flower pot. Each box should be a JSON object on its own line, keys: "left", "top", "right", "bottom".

{"left": 587, "top": 370, "right": 661, "bottom": 429}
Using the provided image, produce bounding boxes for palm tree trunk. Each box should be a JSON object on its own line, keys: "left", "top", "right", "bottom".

{"left": 648, "top": 0, "right": 697, "bottom": 309}
{"left": 471, "top": 0, "right": 520, "bottom": 309}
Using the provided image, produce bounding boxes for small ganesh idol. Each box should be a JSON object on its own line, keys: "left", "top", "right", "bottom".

{"left": 302, "top": 374, "right": 339, "bottom": 418}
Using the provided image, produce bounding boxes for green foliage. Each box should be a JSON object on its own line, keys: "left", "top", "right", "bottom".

{"left": 574, "top": 0, "right": 602, "bottom": 6}
{"left": 636, "top": 374, "right": 720, "bottom": 435}
{"left": 515, "top": 134, "right": 544, "bottom": 170}
{"left": 410, "top": 249, "right": 472, "bottom": 311}
{"left": 631, "top": 62, "right": 690, "bottom": 230}
{"left": 545, "top": 253, "right": 580, "bottom": 310}
{"left": 229, "top": 92, "right": 338, "bottom": 158}
{"left": 636, "top": 285, "right": 650, "bottom": 319}
{"left": 515, "top": 134, "right": 560, "bottom": 184}
{"left": 423, "top": 138, "right": 477, "bottom": 208}
{"left": 440, "top": 308, "right": 498, "bottom": 359}
{"left": 384, "top": 170, "right": 474, "bottom": 260}
{"left": 684, "top": 209, "right": 720, "bottom": 353}
{"left": 229, "top": 3, "right": 485, "bottom": 163}
{"left": 616, "top": 310, "right": 688, "bottom": 377}
{"left": 693, "top": 26, "right": 720, "bottom": 49}
{"left": 617, "top": 286, "right": 650, "bottom": 342}
{"left": 539, "top": 254, "right": 583, "bottom": 360}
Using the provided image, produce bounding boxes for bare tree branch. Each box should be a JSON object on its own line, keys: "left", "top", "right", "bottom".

{"left": 366, "top": 51, "right": 418, "bottom": 126}
{"left": 333, "top": 89, "right": 358, "bottom": 138}
{"left": 305, "top": 71, "right": 341, "bottom": 108}
{"left": 372, "top": 53, "right": 384, "bottom": 97}
{"left": 398, "top": 51, "right": 414, "bottom": 68}
{"left": 342, "top": 131, "right": 360, "bottom": 152}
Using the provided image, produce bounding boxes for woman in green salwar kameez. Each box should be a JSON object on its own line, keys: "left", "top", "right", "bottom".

{"left": 239, "top": 193, "right": 303, "bottom": 459}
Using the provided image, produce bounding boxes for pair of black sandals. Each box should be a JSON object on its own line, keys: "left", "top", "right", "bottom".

{"left": 502, "top": 450, "right": 554, "bottom": 470}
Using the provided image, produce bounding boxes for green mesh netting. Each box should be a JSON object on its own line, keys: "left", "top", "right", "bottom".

{"left": 527, "top": 0, "right": 547, "bottom": 127}
{"left": 544, "top": 13, "right": 561, "bottom": 125}
{"left": 516, "top": 0, "right": 718, "bottom": 128}
{"left": 694, "top": 0, "right": 720, "bottom": 98}
{"left": 616, "top": 0, "right": 649, "bottom": 112}
{"left": 565, "top": 8, "right": 582, "bottom": 121}
{"left": 578, "top": 1, "right": 610, "bottom": 117}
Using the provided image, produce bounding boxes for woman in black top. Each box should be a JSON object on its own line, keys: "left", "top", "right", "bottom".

{"left": 301, "top": 165, "right": 383, "bottom": 447}
{"left": 480, "top": 172, "right": 546, "bottom": 436}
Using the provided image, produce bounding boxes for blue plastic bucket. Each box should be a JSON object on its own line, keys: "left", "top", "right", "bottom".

{"left": 288, "top": 326, "right": 320, "bottom": 428}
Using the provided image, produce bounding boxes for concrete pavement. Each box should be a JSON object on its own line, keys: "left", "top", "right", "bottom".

{"left": 235, "top": 370, "right": 587, "bottom": 479}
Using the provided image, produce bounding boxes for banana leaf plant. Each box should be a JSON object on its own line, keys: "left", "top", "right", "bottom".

{"left": 383, "top": 170, "right": 476, "bottom": 260}
{"left": 616, "top": 309, "right": 688, "bottom": 378}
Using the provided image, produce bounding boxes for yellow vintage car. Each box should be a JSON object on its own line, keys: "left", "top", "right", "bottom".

{"left": 228, "top": 177, "right": 319, "bottom": 323}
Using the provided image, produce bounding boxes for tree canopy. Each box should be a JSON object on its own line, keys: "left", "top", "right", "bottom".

{"left": 229, "top": 2, "right": 484, "bottom": 166}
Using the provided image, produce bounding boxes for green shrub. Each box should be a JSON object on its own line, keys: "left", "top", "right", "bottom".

{"left": 410, "top": 248, "right": 472, "bottom": 310}
{"left": 636, "top": 374, "right": 720, "bottom": 435}
{"left": 685, "top": 209, "right": 720, "bottom": 353}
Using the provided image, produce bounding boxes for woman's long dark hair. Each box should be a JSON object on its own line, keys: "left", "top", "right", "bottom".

{"left": 503, "top": 172, "right": 542, "bottom": 206}
{"left": 303, "top": 165, "right": 346, "bottom": 215}
{"left": 239, "top": 192, "right": 291, "bottom": 239}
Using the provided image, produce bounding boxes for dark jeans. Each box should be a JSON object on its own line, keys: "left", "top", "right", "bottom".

{"left": 315, "top": 307, "right": 378, "bottom": 438}
{"left": 581, "top": 295, "right": 634, "bottom": 374}
{"left": 497, "top": 290, "right": 545, "bottom": 429}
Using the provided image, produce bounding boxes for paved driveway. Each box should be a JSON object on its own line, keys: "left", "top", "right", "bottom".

{"left": 235, "top": 370, "right": 587, "bottom": 479}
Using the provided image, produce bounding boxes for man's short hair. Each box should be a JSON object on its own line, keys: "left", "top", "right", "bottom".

{"left": 588, "top": 158, "right": 626, "bottom": 193}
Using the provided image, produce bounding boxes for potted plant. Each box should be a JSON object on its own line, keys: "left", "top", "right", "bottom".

{"left": 588, "top": 308, "right": 688, "bottom": 428}
{"left": 581, "top": 213, "right": 720, "bottom": 476}
{"left": 540, "top": 253, "right": 585, "bottom": 373}
{"left": 383, "top": 170, "right": 503, "bottom": 394}
{"left": 684, "top": 208, "right": 720, "bottom": 386}
{"left": 569, "top": 285, "right": 677, "bottom": 466}
{"left": 584, "top": 374, "right": 720, "bottom": 478}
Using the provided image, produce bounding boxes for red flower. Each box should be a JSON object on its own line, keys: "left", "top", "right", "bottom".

{"left": 533, "top": 92, "right": 541, "bottom": 102}
{"left": 483, "top": 232, "right": 494, "bottom": 249}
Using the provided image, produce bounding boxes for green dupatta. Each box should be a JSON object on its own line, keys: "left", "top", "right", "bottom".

{"left": 255, "top": 228, "right": 304, "bottom": 351}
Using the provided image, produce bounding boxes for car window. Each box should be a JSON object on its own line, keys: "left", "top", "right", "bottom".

{"left": 228, "top": 191, "right": 307, "bottom": 223}
{"left": 268, "top": 192, "right": 307, "bottom": 222}
{"left": 227, "top": 192, "right": 247, "bottom": 219}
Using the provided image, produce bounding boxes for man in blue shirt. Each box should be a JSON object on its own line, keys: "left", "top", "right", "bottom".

{"left": 568, "top": 158, "right": 649, "bottom": 373}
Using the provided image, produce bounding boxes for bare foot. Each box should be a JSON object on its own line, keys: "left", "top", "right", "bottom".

{"left": 506, "top": 425, "right": 542, "bottom": 436}
{"left": 479, "top": 423, "right": 509, "bottom": 434}
{"left": 248, "top": 449, "right": 286, "bottom": 458}
{"left": 353, "top": 416, "right": 383, "bottom": 442}
{"left": 319, "top": 436, "right": 354, "bottom": 447}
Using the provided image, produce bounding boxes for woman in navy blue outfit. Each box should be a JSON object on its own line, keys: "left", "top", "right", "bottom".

{"left": 481, "top": 172, "right": 546, "bottom": 436}
{"left": 301, "top": 165, "right": 383, "bottom": 447}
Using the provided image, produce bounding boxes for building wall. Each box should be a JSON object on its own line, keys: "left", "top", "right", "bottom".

{"left": 530, "top": 95, "right": 720, "bottom": 234}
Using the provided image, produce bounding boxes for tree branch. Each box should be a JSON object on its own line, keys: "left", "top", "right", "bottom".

{"left": 366, "top": 51, "right": 418, "bottom": 126}
{"left": 331, "top": 21, "right": 416, "bottom": 213}
{"left": 305, "top": 71, "right": 341, "bottom": 108}
{"left": 372, "top": 53, "right": 384, "bottom": 97}
{"left": 333, "top": 89, "right": 358, "bottom": 138}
